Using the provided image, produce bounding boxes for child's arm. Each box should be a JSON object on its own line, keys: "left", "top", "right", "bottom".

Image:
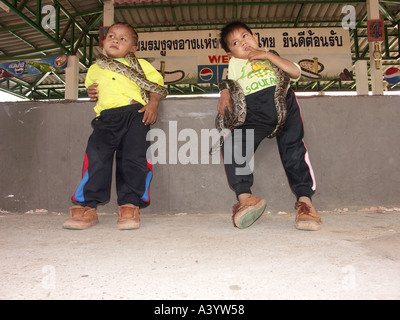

{"left": 87, "top": 83, "right": 99, "bottom": 101}
{"left": 217, "top": 60, "right": 236, "bottom": 116}
{"left": 247, "top": 47, "right": 301, "bottom": 80}
{"left": 136, "top": 59, "right": 165, "bottom": 125}
{"left": 85, "top": 66, "right": 99, "bottom": 101}
{"left": 217, "top": 89, "right": 233, "bottom": 116}
{"left": 138, "top": 92, "right": 161, "bottom": 125}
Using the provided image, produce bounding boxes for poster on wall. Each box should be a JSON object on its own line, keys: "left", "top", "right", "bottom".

{"left": 0, "top": 55, "right": 69, "bottom": 78}
{"left": 367, "top": 19, "right": 385, "bottom": 42}
{"left": 99, "top": 26, "right": 109, "bottom": 48}
{"left": 26, "top": 55, "right": 68, "bottom": 74}
{"left": 0, "top": 61, "right": 25, "bottom": 78}
{"left": 135, "top": 27, "right": 353, "bottom": 84}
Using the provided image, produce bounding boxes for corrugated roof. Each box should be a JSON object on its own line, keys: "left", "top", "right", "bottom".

{"left": 1, "top": 0, "right": 400, "bottom": 99}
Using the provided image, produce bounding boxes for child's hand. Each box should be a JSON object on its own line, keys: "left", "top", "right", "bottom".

{"left": 87, "top": 83, "right": 99, "bottom": 101}
{"left": 138, "top": 93, "right": 160, "bottom": 125}
{"left": 247, "top": 47, "right": 268, "bottom": 62}
{"left": 217, "top": 89, "right": 233, "bottom": 116}
{"left": 249, "top": 48, "right": 301, "bottom": 79}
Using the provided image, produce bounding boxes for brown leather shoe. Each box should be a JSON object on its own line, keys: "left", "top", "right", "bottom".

{"left": 295, "top": 201, "right": 322, "bottom": 231}
{"left": 63, "top": 206, "right": 99, "bottom": 230}
{"left": 117, "top": 204, "right": 140, "bottom": 230}
{"left": 232, "top": 195, "right": 267, "bottom": 229}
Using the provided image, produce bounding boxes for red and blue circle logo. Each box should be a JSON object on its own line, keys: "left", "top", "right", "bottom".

{"left": 199, "top": 67, "right": 214, "bottom": 82}
{"left": 384, "top": 67, "right": 400, "bottom": 85}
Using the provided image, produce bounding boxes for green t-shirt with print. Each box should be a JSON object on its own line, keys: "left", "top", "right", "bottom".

{"left": 228, "top": 57, "right": 278, "bottom": 96}
{"left": 228, "top": 56, "right": 300, "bottom": 96}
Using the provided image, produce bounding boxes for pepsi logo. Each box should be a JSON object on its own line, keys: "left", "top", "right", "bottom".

{"left": 199, "top": 67, "right": 214, "bottom": 82}
{"left": 14, "top": 66, "right": 24, "bottom": 76}
{"left": 384, "top": 67, "right": 400, "bottom": 85}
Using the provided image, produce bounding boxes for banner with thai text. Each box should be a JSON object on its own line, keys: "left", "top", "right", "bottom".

{"left": 135, "top": 27, "right": 353, "bottom": 84}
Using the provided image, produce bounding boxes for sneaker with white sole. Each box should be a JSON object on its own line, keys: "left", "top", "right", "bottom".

{"left": 232, "top": 196, "right": 267, "bottom": 229}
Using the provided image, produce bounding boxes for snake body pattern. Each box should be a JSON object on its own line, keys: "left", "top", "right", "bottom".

{"left": 210, "top": 50, "right": 290, "bottom": 154}
{"left": 96, "top": 52, "right": 168, "bottom": 103}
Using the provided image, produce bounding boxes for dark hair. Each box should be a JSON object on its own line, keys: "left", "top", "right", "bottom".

{"left": 219, "top": 21, "right": 253, "bottom": 53}
{"left": 109, "top": 22, "right": 138, "bottom": 44}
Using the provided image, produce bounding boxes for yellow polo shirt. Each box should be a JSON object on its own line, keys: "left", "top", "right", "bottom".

{"left": 85, "top": 58, "right": 164, "bottom": 116}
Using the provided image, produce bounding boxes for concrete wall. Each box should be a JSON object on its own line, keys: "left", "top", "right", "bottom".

{"left": 1, "top": 95, "right": 399, "bottom": 214}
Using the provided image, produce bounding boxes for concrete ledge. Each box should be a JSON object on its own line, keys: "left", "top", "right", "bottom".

{"left": 1, "top": 95, "right": 399, "bottom": 214}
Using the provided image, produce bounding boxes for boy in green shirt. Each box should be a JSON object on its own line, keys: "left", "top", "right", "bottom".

{"left": 218, "top": 21, "right": 321, "bottom": 231}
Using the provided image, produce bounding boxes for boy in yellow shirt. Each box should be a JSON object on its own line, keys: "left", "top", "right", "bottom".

{"left": 63, "top": 22, "right": 165, "bottom": 230}
{"left": 218, "top": 21, "right": 321, "bottom": 231}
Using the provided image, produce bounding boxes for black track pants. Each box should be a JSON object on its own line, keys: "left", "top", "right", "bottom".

{"left": 222, "top": 87, "right": 316, "bottom": 200}
{"left": 72, "top": 104, "right": 152, "bottom": 208}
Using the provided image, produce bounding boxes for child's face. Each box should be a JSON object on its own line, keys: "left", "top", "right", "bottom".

{"left": 104, "top": 25, "right": 138, "bottom": 58}
{"left": 226, "top": 27, "right": 258, "bottom": 60}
